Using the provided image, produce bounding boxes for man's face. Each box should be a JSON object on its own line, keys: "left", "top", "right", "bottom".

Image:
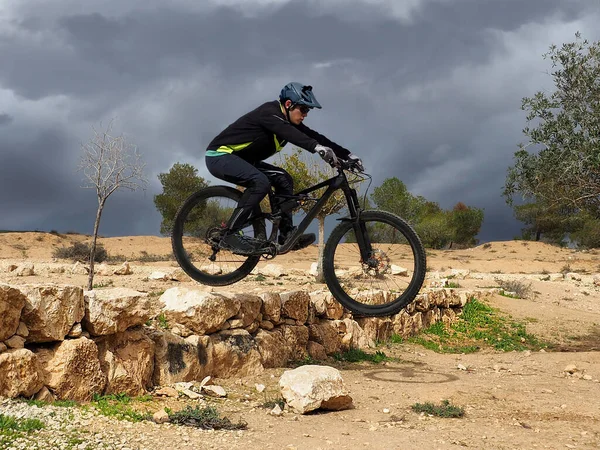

{"left": 288, "top": 103, "right": 310, "bottom": 125}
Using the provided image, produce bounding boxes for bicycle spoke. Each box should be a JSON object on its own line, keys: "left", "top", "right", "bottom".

{"left": 179, "top": 194, "right": 257, "bottom": 277}
{"left": 330, "top": 218, "right": 422, "bottom": 310}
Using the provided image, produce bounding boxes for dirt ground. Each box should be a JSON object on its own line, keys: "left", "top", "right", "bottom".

{"left": 1, "top": 232, "right": 600, "bottom": 449}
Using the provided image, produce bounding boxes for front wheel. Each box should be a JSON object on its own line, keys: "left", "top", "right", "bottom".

{"left": 323, "top": 210, "right": 426, "bottom": 316}
{"left": 171, "top": 186, "right": 266, "bottom": 286}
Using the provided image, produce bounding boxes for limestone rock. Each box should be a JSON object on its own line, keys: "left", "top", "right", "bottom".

{"left": 226, "top": 293, "right": 262, "bottom": 327}
{"left": 70, "top": 262, "right": 89, "bottom": 275}
{"left": 94, "top": 264, "right": 111, "bottom": 276}
{"left": 5, "top": 335, "right": 26, "bottom": 349}
{"left": 308, "top": 322, "right": 342, "bottom": 355}
{"left": 255, "top": 329, "right": 290, "bottom": 368}
{"left": 0, "top": 348, "right": 44, "bottom": 398}
{"left": 153, "top": 408, "right": 170, "bottom": 424}
{"left": 15, "top": 322, "right": 29, "bottom": 338}
{"left": 309, "top": 290, "right": 344, "bottom": 320}
{"left": 260, "top": 292, "right": 281, "bottom": 323}
{"left": 35, "top": 337, "right": 106, "bottom": 401}
{"left": 210, "top": 329, "right": 263, "bottom": 378}
{"left": 149, "top": 271, "right": 169, "bottom": 281}
{"left": 280, "top": 325, "right": 309, "bottom": 360}
{"left": 279, "top": 365, "right": 353, "bottom": 414}
{"left": 309, "top": 262, "right": 319, "bottom": 277}
{"left": 307, "top": 341, "right": 328, "bottom": 361}
{"left": 280, "top": 290, "right": 310, "bottom": 323}
{"left": 19, "top": 284, "right": 85, "bottom": 343}
{"left": 203, "top": 385, "right": 227, "bottom": 397}
{"left": 154, "top": 386, "right": 178, "bottom": 397}
{"left": 67, "top": 323, "right": 83, "bottom": 338}
{"left": 84, "top": 288, "right": 154, "bottom": 336}
{"left": 15, "top": 263, "right": 35, "bottom": 277}
{"left": 355, "top": 317, "right": 393, "bottom": 344}
{"left": 114, "top": 262, "right": 132, "bottom": 275}
{"left": 391, "top": 265, "right": 409, "bottom": 276}
{"left": 160, "top": 287, "right": 240, "bottom": 335}
{"left": 35, "top": 386, "right": 56, "bottom": 403}
{"left": 259, "top": 264, "right": 287, "bottom": 277}
{"left": 0, "top": 284, "right": 27, "bottom": 341}
{"left": 95, "top": 329, "right": 155, "bottom": 396}
{"left": 150, "top": 330, "right": 213, "bottom": 386}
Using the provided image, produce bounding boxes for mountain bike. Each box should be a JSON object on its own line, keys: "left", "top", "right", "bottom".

{"left": 171, "top": 158, "right": 426, "bottom": 316}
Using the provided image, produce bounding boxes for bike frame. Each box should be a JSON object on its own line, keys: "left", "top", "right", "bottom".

{"left": 257, "top": 167, "right": 373, "bottom": 260}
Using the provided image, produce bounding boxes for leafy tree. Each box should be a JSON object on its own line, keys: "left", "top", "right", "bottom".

{"left": 370, "top": 178, "right": 483, "bottom": 248}
{"left": 277, "top": 149, "right": 349, "bottom": 282}
{"left": 79, "top": 120, "right": 147, "bottom": 290}
{"left": 504, "top": 33, "right": 600, "bottom": 216}
{"left": 154, "top": 163, "right": 208, "bottom": 235}
{"left": 371, "top": 178, "right": 428, "bottom": 224}
{"left": 449, "top": 202, "right": 484, "bottom": 246}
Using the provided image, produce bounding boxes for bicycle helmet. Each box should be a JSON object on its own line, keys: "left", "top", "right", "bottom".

{"left": 279, "top": 82, "right": 322, "bottom": 109}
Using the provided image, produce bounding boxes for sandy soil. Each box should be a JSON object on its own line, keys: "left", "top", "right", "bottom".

{"left": 1, "top": 232, "right": 599, "bottom": 449}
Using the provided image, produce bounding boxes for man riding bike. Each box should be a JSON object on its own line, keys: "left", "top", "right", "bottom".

{"left": 205, "top": 82, "right": 364, "bottom": 255}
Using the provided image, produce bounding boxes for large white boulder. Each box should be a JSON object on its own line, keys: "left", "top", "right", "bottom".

{"left": 279, "top": 365, "right": 353, "bottom": 414}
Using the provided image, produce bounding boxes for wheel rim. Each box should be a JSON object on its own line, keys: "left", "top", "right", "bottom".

{"left": 329, "top": 218, "right": 421, "bottom": 310}
{"left": 177, "top": 193, "right": 260, "bottom": 278}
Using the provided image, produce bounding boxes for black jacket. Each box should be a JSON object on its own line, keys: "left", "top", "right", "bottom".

{"left": 207, "top": 101, "right": 350, "bottom": 163}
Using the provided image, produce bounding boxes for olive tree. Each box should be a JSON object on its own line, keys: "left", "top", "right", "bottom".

{"left": 504, "top": 33, "right": 600, "bottom": 215}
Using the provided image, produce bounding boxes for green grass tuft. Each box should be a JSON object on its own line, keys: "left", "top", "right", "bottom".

{"left": 91, "top": 393, "right": 150, "bottom": 422}
{"left": 167, "top": 406, "right": 247, "bottom": 430}
{"left": 404, "top": 298, "right": 546, "bottom": 353}
{"left": 411, "top": 400, "right": 464, "bottom": 418}
{"left": 333, "top": 349, "right": 391, "bottom": 363}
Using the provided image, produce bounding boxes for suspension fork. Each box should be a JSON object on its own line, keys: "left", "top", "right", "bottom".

{"left": 344, "top": 186, "right": 373, "bottom": 262}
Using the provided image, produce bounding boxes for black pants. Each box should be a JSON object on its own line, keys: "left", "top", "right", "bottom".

{"left": 205, "top": 153, "right": 294, "bottom": 234}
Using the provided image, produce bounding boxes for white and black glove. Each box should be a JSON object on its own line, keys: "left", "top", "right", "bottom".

{"left": 315, "top": 144, "right": 339, "bottom": 167}
{"left": 347, "top": 153, "right": 364, "bottom": 172}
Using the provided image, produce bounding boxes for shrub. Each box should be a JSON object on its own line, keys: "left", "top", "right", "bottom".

{"left": 53, "top": 241, "right": 108, "bottom": 263}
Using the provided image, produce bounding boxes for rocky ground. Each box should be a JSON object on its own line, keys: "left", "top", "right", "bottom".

{"left": 1, "top": 233, "right": 600, "bottom": 449}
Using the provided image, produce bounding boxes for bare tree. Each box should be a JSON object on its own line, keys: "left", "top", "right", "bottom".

{"left": 79, "top": 120, "right": 147, "bottom": 290}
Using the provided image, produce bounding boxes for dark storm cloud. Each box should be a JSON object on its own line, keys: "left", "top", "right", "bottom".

{"left": 0, "top": 114, "right": 13, "bottom": 126}
{"left": 0, "top": 0, "right": 599, "bottom": 242}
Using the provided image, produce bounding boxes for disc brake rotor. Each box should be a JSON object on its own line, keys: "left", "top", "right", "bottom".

{"left": 362, "top": 249, "right": 391, "bottom": 277}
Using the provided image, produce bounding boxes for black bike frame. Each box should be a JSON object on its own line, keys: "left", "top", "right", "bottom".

{"left": 262, "top": 168, "right": 373, "bottom": 259}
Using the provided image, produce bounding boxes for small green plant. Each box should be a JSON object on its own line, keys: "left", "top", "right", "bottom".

{"left": 21, "top": 398, "right": 78, "bottom": 408}
{"left": 167, "top": 406, "right": 247, "bottom": 430}
{"left": 333, "top": 349, "right": 391, "bottom": 364}
{"left": 411, "top": 400, "right": 464, "bottom": 418}
{"left": 261, "top": 397, "right": 285, "bottom": 410}
{"left": 254, "top": 274, "right": 266, "bottom": 282}
{"left": 91, "top": 393, "right": 150, "bottom": 422}
{"left": 494, "top": 278, "right": 532, "bottom": 299}
{"left": 157, "top": 313, "right": 169, "bottom": 329}
{"left": 561, "top": 263, "right": 572, "bottom": 274}
{"left": 389, "top": 334, "right": 404, "bottom": 344}
{"left": 404, "top": 298, "right": 546, "bottom": 353}
{"left": 0, "top": 413, "right": 45, "bottom": 444}
{"left": 446, "top": 281, "right": 461, "bottom": 289}
{"left": 92, "top": 279, "right": 114, "bottom": 289}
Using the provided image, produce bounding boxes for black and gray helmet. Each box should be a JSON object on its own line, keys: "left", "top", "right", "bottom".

{"left": 279, "top": 82, "right": 322, "bottom": 109}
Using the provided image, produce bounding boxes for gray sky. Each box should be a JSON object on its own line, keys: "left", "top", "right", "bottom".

{"left": 1, "top": 0, "right": 599, "bottom": 242}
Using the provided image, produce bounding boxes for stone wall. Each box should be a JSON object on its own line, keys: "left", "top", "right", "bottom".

{"left": 0, "top": 282, "right": 489, "bottom": 401}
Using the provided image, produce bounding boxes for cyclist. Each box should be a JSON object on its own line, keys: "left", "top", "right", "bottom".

{"left": 205, "top": 82, "right": 364, "bottom": 254}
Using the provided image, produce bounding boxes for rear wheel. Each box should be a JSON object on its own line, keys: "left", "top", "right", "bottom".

{"left": 323, "top": 210, "right": 426, "bottom": 316}
{"left": 171, "top": 186, "right": 266, "bottom": 286}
